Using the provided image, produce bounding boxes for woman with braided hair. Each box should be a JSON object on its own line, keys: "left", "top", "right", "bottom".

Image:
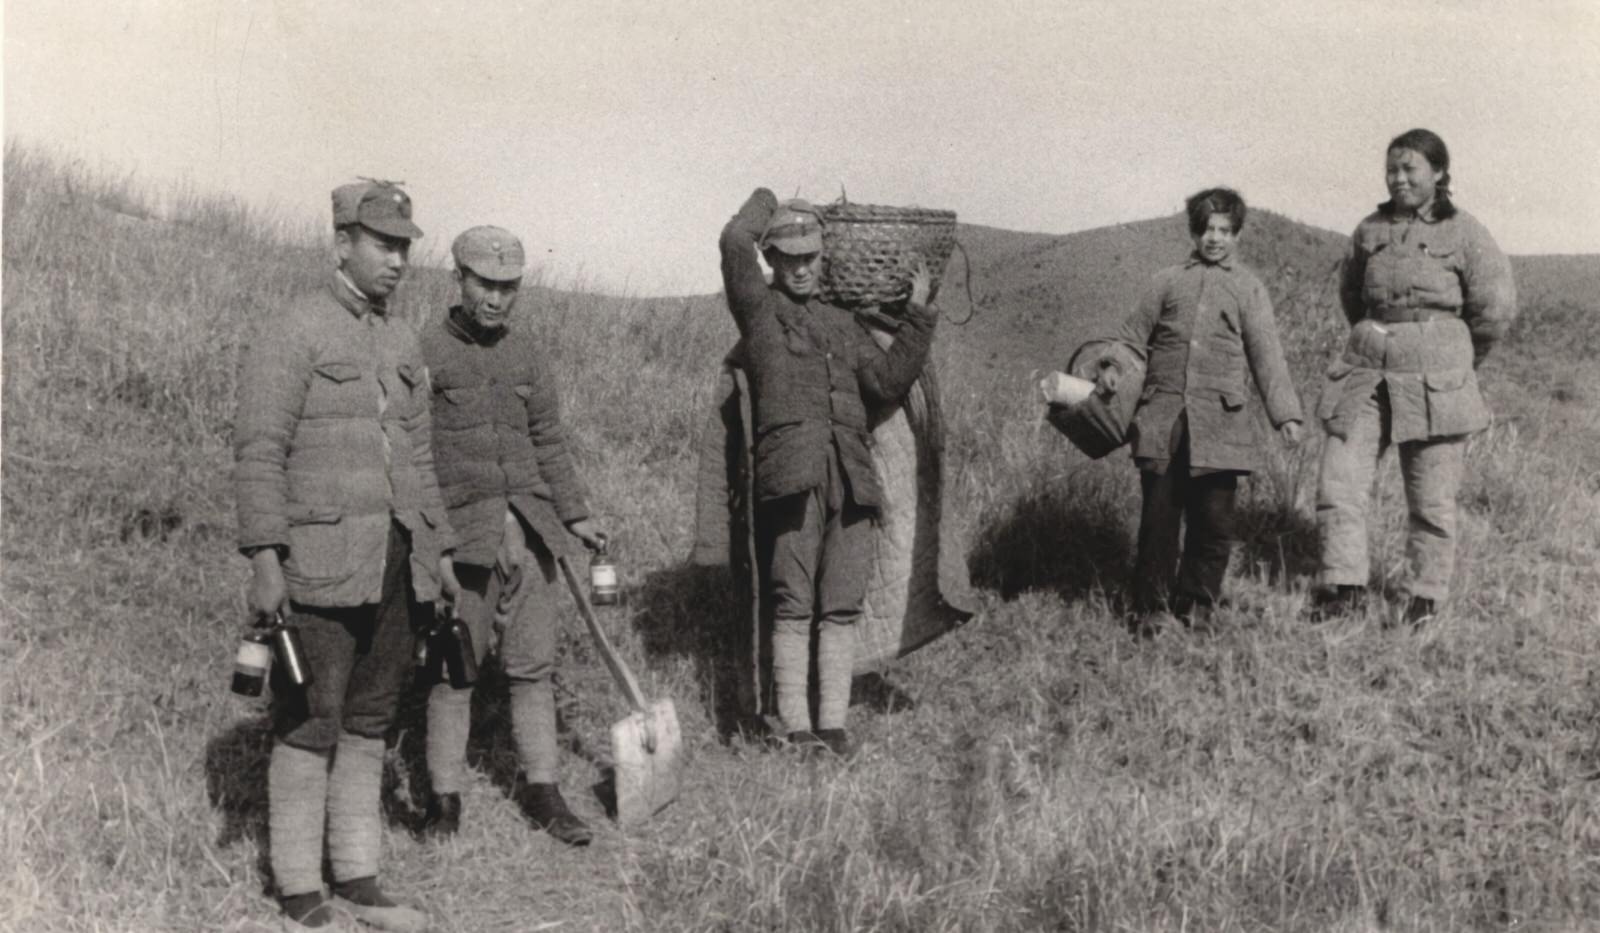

{"left": 1309, "top": 128, "right": 1517, "bottom": 626}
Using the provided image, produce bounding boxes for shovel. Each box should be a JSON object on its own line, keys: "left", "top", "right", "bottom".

{"left": 556, "top": 556, "right": 682, "bottom": 825}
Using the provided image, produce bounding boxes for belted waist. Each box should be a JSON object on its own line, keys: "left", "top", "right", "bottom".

{"left": 1369, "top": 308, "right": 1458, "bottom": 325}
{"left": 1344, "top": 314, "right": 1474, "bottom": 373}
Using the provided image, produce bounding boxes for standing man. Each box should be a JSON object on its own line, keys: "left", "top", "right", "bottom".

{"left": 235, "top": 180, "right": 457, "bottom": 931}
{"left": 418, "top": 226, "right": 604, "bottom": 846}
{"left": 720, "top": 189, "right": 939, "bottom": 755}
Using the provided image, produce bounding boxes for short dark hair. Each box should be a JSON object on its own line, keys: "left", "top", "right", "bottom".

{"left": 1386, "top": 127, "right": 1457, "bottom": 219}
{"left": 1185, "top": 188, "right": 1246, "bottom": 236}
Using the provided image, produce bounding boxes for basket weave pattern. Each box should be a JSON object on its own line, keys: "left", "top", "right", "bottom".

{"left": 818, "top": 202, "right": 957, "bottom": 307}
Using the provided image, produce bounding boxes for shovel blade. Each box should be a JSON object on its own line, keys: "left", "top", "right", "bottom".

{"left": 612, "top": 699, "right": 682, "bottom": 826}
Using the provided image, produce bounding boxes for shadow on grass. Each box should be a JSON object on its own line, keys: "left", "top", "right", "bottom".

{"left": 202, "top": 714, "right": 273, "bottom": 888}
{"left": 969, "top": 465, "right": 1320, "bottom": 608}
{"left": 1234, "top": 499, "right": 1320, "bottom": 587}
{"left": 629, "top": 561, "right": 752, "bottom": 740}
{"left": 967, "top": 470, "right": 1134, "bottom": 605}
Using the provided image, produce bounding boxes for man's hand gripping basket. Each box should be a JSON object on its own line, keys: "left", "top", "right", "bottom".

{"left": 818, "top": 200, "right": 958, "bottom": 308}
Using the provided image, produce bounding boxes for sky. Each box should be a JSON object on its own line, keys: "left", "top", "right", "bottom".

{"left": 5, "top": 0, "right": 1598, "bottom": 295}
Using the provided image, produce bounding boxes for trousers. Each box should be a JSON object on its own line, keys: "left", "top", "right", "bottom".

{"left": 427, "top": 510, "right": 563, "bottom": 790}
{"left": 1316, "top": 384, "right": 1466, "bottom": 601}
{"left": 273, "top": 520, "right": 423, "bottom": 751}
{"left": 268, "top": 521, "right": 421, "bottom": 897}
{"left": 1132, "top": 421, "right": 1240, "bottom": 613}
{"left": 757, "top": 447, "right": 871, "bottom": 733}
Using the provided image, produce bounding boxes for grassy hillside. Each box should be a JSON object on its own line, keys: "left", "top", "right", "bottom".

{"left": 4, "top": 142, "right": 1600, "bottom": 932}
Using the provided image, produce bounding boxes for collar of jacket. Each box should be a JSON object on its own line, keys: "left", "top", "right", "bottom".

{"left": 444, "top": 304, "right": 508, "bottom": 345}
{"left": 1377, "top": 200, "right": 1444, "bottom": 224}
{"left": 330, "top": 270, "right": 388, "bottom": 320}
{"left": 770, "top": 287, "right": 816, "bottom": 342}
{"left": 1183, "top": 251, "right": 1236, "bottom": 270}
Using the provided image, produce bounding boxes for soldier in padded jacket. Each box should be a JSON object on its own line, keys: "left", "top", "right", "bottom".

{"left": 417, "top": 226, "right": 605, "bottom": 847}
{"left": 720, "top": 188, "right": 939, "bottom": 756}
{"left": 234, "top": 180, "right": 455, "bottom": 933}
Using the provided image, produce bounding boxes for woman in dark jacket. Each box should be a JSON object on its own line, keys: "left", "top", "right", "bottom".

{"left": 1309, "top": 129, "right": 1516, "bottom": 626}
{"left": 1098, "top": 188, "right": 1303, "bottom": 631}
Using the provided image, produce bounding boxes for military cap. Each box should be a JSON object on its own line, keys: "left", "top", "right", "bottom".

{"left": 760, "top": 199, "right": 824, "bottom": 255}
{"left": 331, "top": 181, "right": 423, "bottom": 239}
{"left": 451, "top": 226, "right": 525, "bottom": 281}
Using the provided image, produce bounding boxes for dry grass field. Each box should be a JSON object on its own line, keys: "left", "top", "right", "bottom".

{"left": 4, "top": 142, "right": 1600, "bottom": 932}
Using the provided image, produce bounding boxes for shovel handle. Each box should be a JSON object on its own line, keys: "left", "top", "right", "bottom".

{"left": 557, "top": 556, "right": 650, "bottom": 714}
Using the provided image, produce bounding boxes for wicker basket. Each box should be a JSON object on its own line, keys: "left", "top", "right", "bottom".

{"left": 817, "top": 201, "right": 958, "bottom": 307}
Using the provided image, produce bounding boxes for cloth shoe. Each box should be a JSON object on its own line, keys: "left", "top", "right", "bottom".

{"left": 421, "top": 792, "right": 461, "bottom": 839}
{"left": 515, "top": 781, "right": 592, "bottom": 847}
{"left": 276, "top": 892, "right": 361, "bottom": 932}
{"left": 1401, "top": 596, "right": 1437, "bottom": 629}
{"left": 1308, "top": 585, "right": 1365, "bottom": 623}
{"left": 1171, "top": 595, "right": 1218, "bottom": 633}
{"left": 814, "top": 728, "right": 855, "bottom": 759}
{"left": 786, "top": 730, "right": 825, "bottom": 750}
{"left": 329, "top": 877, "right": 429, "bottom": 933}
{"left": 1128, "top": 609, "right": 1177, "bottom": 639}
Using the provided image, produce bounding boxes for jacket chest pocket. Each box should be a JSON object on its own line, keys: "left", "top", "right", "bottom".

{"left": 1209, "top": 305, "right": 1245, "bottom": 357}
{"left": 388, "top": 362, "right": 426, "bottom": 418}
{"left": 783, "top": 325, "right": 815, "bottom": 357}
{"left": 431, "top": 384, "right": 478, "bottom": 431}
{"left": 1362, "top": 244, "right": 1397, "bottom": 307}
{"left": 305, "top": 360, "right": 367, "bottom": 418}
{"left": 506, "top": 383, "right": 538, "bottom": 425}
{"left": 1216, "top": 303, "right": 1244, "bottom": 337}
{"left": 1409, "top": 246, "right": 1463, "bottom": 306}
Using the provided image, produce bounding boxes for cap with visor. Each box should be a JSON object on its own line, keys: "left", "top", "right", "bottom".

{"left": 331, "top": 181, "right": 423, "bottom": 239}
{"left": 452, "top": 226, "right": 526, "bottom": 281}
{"left": 760, "top": 199, "right": 825, "bottom": 255}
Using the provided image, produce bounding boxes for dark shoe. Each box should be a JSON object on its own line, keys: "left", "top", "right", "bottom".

{"left": 1171, "top": 595, "right": 1218, "bottom": 633}
{"left": 1401, "top": 596, "right": 1436, "bottom": 629}
{"left": 1308, "top": 585, "right": 1365, "bottom": 622}
{"left": 328, "top": 899, "right": 427, "bottom": 933}
{"left": 278, "top": 892, "right": 361, "bottom": 932}
{"left": 421, "top": 792, "right": 460, "bottom": 839}
{"left": 516, "top": 782, "right": 592, "bottom": 847}
{"left": 1129, "top": 609, "right": 1176, "bottom": 639}
{"left": 814, "top": 728, "right": 855, "bottom": 759}
{"left": 327, "top": 878, "right": 429, "bottom": 933}
{"left": 786, "top": 730, "right": 824, "bottom": 749}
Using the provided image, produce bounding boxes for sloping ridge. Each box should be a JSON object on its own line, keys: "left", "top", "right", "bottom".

{"left": 935, "top": 210, "right": 1350, "bottom": 375}
{"left": 933, "top": 210, "right": 1600, "bottom": 377}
